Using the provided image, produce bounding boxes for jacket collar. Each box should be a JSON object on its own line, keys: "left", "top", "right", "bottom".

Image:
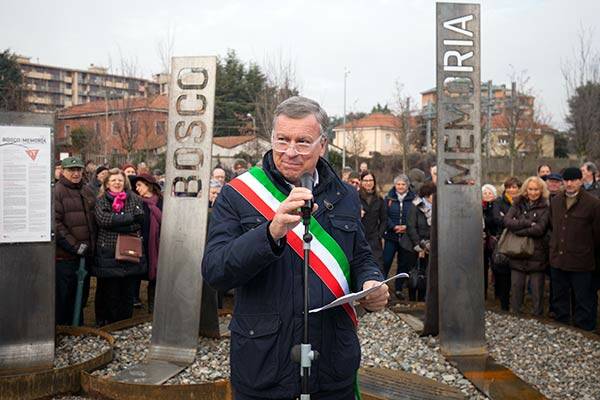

{"left": 59, "top": 175, "right": 83, "bottom": 190}
{"left": 386, "top": 187, "right": 415, "bottom": 202}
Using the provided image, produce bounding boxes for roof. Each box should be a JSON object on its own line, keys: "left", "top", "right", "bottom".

{"left": 58, "top": 94, "right": 168, "bottom": 118}
{"left": 213, "top": 135, "right": 262, "bottom": 149}
{"left": 334, "top": 113, "right": 402, "bottom": 130}
{"left": 334, "top": 112, "right": 421, "bottom": 130}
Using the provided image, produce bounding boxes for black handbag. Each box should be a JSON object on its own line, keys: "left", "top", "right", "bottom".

{"left": 408, "top": 258, "right": 427, "bottom": 292}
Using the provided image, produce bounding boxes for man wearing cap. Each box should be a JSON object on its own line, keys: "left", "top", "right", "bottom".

{"left": 54, "top": 157, "right": 97, "bottom": 325}
{"left": 546, "top": 173, "right": 563, "bottom": 199}
{"left": 549, "top": 167, "right": 600, "bottom": 331}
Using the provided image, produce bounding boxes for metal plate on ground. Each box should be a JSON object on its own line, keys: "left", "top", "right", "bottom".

{"left": 448, "top": 356, "right": 546, "bottom": 400}
{"left": 359, "top": 368, "right": 465, "bottom": 400}
{"left": 112, "top": 360, "right": 186, "bottom": 385}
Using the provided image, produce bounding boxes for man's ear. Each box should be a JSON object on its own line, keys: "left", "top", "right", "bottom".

{"left": 319, "top": 138, "right": 328, "bottom": 157}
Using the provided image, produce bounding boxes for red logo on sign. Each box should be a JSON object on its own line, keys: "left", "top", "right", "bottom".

{"left": 25, "top": 149, "right": 39, "bottom": 161}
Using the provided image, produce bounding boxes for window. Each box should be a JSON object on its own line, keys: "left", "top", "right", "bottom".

{"left": 64, "top": 125, "right": 71, "bottom": 137}
{"left": 385, "top": 133, "right": 392, "bottom": 145}
{"left": 112, "top": 121, "right": 120, "bottom": 135}
{"left": 155, "top": 120, "right": 166, "bottom": 135}
{"left": 95, "top": 122, "right": 100, "bottom": 134}
{"left": 499, "top": 137, "right": 508, "bottom": 146}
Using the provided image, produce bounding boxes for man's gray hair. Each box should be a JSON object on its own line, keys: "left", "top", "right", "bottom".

{"left": 582, "top": 161, "right": 598, "bottom": 175}
{"left": 393, "top": 174, "right": 410, "bottom": 186}
{"left": 273, "top": 96, "right": 329, "bottom": 138}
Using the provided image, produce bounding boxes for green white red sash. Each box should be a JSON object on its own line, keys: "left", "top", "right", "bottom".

{"left": 229, "top": 166, "right": 357, "bottom": 326}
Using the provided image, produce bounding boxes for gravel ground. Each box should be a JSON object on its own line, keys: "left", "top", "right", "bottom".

{"left": 485, "top": 311, "right": 600, "bottom": 400}
{"left": 54, "top": 334, "right": 111, "bottom": 369}
{"left": 55, "top": 310, "right": 599, "bottom": 400}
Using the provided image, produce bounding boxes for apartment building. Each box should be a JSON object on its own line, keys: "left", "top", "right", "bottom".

{"left": 16, "top": 56, "right": 161, "bottom": 113}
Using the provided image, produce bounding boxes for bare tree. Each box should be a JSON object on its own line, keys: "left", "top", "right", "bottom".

{"left": 496, "top": 69, "right": 537, "bottom": 176}
{"left": 562, "top": 25, "right": 600, "bottom": 161}
{"left": 254, "top": 51, "right": 300, "bottom": 139}
{"left": 391, "top": 81, "right": 413, "bottom": 171}
{"left": 346, "top": 120, "right": 366, "bottom": 170}
{"left": 156, "top": 26, "right": 176, "bottom": 74}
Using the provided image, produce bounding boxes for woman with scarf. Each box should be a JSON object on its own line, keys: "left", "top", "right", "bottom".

{"left": 93, "top": 168, "right": 146, "bottom": 325}
{"left": 491, "top": 176, "right": 521, "bottom": 311}
{"left": 503, "top": 176, "right": 550, "bottom": 315}
{"left": 407, "top": 182, "right": 436, "bottom": 301}
{"left": 132, "top": 174, "right": 163, "bottom": 313}
{"left": 383, "top": 174, "right": 417, "bottom": 299}
{"left": 482, "top": 184, "right": 500, "bottom": 299}
{"left": 359, "top": 171, "right": 386, "bottom": 267}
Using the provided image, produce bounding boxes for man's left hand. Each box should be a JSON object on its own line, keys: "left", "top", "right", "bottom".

{"left": 358, "top": 280, "right": 389, "bottom": 311}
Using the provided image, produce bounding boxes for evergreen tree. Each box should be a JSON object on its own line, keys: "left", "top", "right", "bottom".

{"left": 371, "top": 103, "right": 391, "bottom": 114}
{"left": 0, "top": 49, "right": 26, "bottom": 111}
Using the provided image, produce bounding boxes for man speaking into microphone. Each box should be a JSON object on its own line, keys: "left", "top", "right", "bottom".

{"left": 202, "top": 96, "right": 389, "bottom": 400}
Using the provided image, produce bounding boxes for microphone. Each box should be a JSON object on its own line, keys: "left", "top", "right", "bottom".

{"left": 299, "top": 172, "right": 314, "bottom": 226}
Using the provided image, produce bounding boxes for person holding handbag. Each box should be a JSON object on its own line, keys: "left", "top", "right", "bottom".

{"left": 503, "top": 176, "right": 550, "bottom": 316}
{"left": 93, "top": 168, "right": 146, "bottom": 326}
{"left": 407, "top": 182, "right": 436, "bottom": 302}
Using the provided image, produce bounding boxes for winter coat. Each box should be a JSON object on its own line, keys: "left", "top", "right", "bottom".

{"left": 93, "top": 190, "right": 147, "bottom": 278}
{"left": 483, "top": 201, "right": 502, "bottom": 238}
{"left": 359, "top": 190, "right": 386, "bottom": 243}
{"left": 493, "top": 193, "right": 513, "bottom": 231}
{"left": 54, "top": 176, "right": 96, "bottom": 260}
{"left": 202, "top": 152, "right": 383, "bottom": 398}
{"left": 549, "top": 190, "right": 600, "bottom": 272}
{"left": 584, "top": 180, "right": 600, "bottom": 199}
{"left": 503, "top": 196, "right": 550, "bottom": 273}
{"left": 407, "top": 196, "right": 432, "bottom": 251}
{"left": 383, "top": 188, "right": 416, "bottom": 252}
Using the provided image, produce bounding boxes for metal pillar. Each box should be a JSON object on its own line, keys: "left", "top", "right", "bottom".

{"left": 113, "top": 57, "right": 217, "bottom": 384}
{"left": 0, "top": 112, "right": 55, "bottom": 372}
{"left": 436, "top": 2, "right": 486, "bottom": 356}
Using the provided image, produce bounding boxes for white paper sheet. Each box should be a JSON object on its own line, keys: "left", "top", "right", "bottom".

{"left": 309, "top": 272, "right": 409, "bottom": 314}
{"left": 0, "top": 125, "right": 52, "bottom": 243}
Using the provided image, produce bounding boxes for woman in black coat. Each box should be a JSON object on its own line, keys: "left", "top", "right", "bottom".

{"left": 503, "top": 176, "right": 550, "bottom": 316}
{"left": 359, "top": 172, "right": 386, "bottom": 268}
{"left": 491, "top": 176, "right": 521, "bottom": 311}
{"left": 482, "top": 184, "right": 500, "bottom": 300}
{"left": 407, "top": 182, "right": 436, "bottom": 302}
{"left": 93, "top": 168, "right": 146, "bottom": 325}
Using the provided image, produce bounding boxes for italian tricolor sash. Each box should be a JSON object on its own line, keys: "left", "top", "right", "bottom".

{"left": 229, "top": 166, "right": 358, "bottom": 326}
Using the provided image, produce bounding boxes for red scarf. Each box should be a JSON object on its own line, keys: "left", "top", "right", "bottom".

{"left": 108, "top": 190, "right": 127, "bottom": 212}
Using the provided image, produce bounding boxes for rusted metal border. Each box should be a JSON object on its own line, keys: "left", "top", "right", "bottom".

{"left": 81, "top": 374, "right": 232, "bottom": 400}
{"left": 0, "top": 326, "right": 113, "bottom": 400}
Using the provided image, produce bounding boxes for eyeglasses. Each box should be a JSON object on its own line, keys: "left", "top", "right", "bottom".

{"left": 362, "top": 178, "right": 374, "bottom": 182}
{"left": 272, "top": 137, "right": 323, "bottom": 155}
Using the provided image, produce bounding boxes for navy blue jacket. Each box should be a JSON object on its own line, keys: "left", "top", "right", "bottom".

{"left": 383, "top": 187, "right": 416, "bottom": 245}
{"left": 202, "top": 152, "right": 383, "bottom": 398}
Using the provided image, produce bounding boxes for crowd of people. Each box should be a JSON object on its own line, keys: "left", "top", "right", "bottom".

{"left": 53, "top": 150, "right": 600, "bottom": 333}
{"left": 346, "top": 160, "right": 600, "bottom": 332}
{"left": 53, "top": 155, "right": 257, "bottom": 326}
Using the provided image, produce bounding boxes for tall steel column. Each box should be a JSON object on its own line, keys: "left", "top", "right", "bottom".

{"left": 113, "top": 57, "right": 217, "bottom": 384}
{"left": 436, "top": 2, "right": 486, "bottom": 356}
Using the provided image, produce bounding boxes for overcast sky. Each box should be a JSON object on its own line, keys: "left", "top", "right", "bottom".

{"left": 2, "top": 0, "right": 599, "bottom": 128}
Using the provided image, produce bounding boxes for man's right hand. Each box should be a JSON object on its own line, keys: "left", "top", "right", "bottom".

{"left": 269, "top": 187, "right": 316, "bottom": 241}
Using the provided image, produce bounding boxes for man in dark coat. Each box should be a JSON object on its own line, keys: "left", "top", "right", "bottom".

{"left": 549, "top": 167, "right": 600, "bottom": 331}
{"left": 202, "top": 96, "right": 388, "bottom": 400}
{"left": 54, "top": 156, "right": 96, "bottom": 325}
{"left": 581, "top": 161, "right": 600, "bottom": 198}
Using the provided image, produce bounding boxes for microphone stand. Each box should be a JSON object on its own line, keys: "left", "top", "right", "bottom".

{"left": 291, "top": 205, "right": 318, "bottom": 400}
